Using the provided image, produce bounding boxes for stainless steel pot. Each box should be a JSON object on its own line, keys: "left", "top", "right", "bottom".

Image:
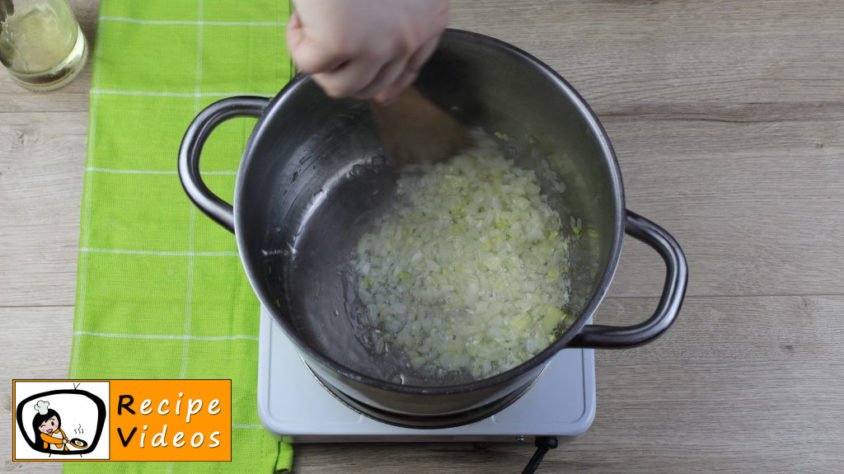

{"left": 178, "top": 29, "right": 688, "bottom": 428}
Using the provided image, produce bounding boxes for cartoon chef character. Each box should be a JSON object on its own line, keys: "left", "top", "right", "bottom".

{"left": 32, "top": 400, "right": 69, "bottom": 451}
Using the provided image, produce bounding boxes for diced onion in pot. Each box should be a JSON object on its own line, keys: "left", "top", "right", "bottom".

{"left": 353, "top": 134, "right": 573, "bottom": 381}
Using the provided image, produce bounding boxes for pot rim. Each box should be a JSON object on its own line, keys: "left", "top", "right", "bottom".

{"left": 234, "top": 28, "right": 625, "bottom": 396}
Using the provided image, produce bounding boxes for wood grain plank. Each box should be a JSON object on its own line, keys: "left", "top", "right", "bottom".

{"left": 605, "top": 115, "right": 844, "bottom": 298}
{"left": 3, "top": 296, "right": 842, "bottom": 473}
{"left": 0, "top": 113, "right": 87, "bottom": 307}
{"left": 0, "top": 306, "right": 73, "bottom": 473}
{"left": 0, "top": 69, "right": 91, "bottom": 115}
{"left": 5, "top": 0, "right": 843, "bottom": 303}
{"left": 291, "top": 295, "right": 844, "bottom": 473}
{"left": 3, "top": 112, "right": 842, "bottom": 305}
{"left": 3, "top": 0, "right": 844, "bottom": 472}
{"left": 451, "top": 0, "right": 844, "bottom": 107}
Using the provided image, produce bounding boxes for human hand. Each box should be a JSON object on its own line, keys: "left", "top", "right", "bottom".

{"left": 287, "top": 0, "right": 450, "bottom": 104}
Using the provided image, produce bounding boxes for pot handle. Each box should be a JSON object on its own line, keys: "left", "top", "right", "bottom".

{"left": 568, "top": 210, "right": 688, "bottom": 349}
{"left": 178, "top": 96, "right": 269, "bottom": 233}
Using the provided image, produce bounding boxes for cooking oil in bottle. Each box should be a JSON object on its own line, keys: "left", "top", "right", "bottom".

{"left": 0, "top": 0, "right": 87, "bottom": 91}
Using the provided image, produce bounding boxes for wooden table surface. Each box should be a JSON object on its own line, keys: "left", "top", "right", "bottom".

{"left": 3, "top": 0, "right": 844, "bottom": 472}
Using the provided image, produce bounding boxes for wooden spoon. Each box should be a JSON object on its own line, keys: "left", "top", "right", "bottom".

{"left": 370, "top": 87, "right": 472, "bottom": 167}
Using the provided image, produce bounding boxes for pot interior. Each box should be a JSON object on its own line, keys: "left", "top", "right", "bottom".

{"left": 237, "top": 31, "right": 622, "bottom": 388}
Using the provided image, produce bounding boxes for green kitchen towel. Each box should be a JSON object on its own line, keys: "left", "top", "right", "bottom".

{"left": 67, "top": 0, "right": 293, "bottom": 472}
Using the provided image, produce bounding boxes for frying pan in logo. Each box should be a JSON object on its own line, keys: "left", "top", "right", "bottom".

{"left": 69, "top": 438, "right": 88, "bottom": 448}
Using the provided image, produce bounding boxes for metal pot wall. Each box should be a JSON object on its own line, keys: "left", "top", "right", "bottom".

{"left": 178, "top": 29, "right": 688, "bottom": 428}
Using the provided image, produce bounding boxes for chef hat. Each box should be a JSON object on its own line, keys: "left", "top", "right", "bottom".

{"left": 34, "top": 400, "right": 50, "bottom": 415}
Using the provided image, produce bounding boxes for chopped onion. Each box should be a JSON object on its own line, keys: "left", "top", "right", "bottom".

{"left": 354, "top": 134, "right": 572, "bottom": 381}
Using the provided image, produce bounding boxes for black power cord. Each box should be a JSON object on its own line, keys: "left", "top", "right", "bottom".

{"left": 521, "top": 436, "right": 559, "bottom": 474}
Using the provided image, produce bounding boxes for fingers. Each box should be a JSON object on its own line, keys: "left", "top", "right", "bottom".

{"left": 286, "top": 0, "right": 446, "bottom": 102}
{"left": 287, "top": 12, "right": 349, "bottom": 74}
{"left": 352, "top": 58, "right": 406, "bottom": 100}
{"left": 369, "top": 34, "right": 439, "bottom": 104}
{"left": 353, "top": 33, "right": 441, "bottom": 103}
{"left": 312, "top": 57, "right": 382, "bottom": 98}
{"left": 408, "top": 34, "right": 440, "bottom": 72}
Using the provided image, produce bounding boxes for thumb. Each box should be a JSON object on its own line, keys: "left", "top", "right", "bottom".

{"left": 286, "top": 13, "right": 346, "bottom": 74}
